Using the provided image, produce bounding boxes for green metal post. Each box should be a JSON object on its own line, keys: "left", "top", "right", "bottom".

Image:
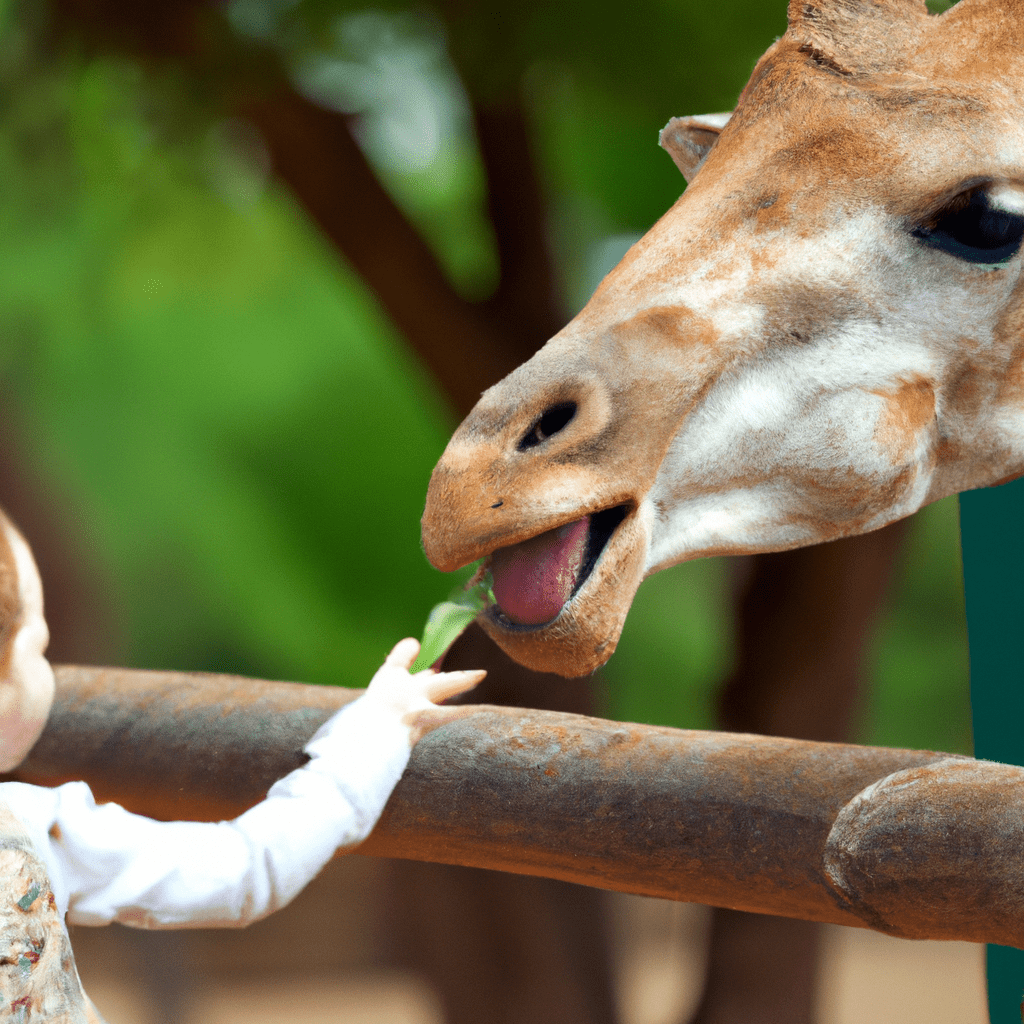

{"left": 959, "top": 480, "right": 1024, "bottom": 1024}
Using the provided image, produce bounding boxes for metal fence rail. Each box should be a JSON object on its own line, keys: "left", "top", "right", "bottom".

{"left": 9, "top": 665, "right": 1024, "bottom": 948}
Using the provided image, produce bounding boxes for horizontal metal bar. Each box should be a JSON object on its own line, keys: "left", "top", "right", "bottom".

{"left": 8, "top": 666, "right": 1024, "bottom": 947}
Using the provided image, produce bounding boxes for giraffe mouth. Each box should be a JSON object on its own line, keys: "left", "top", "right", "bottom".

{"left": 486, "top": 505, "right": 630, "bottom": 630}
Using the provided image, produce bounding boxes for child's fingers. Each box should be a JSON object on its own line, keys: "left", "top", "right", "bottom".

{"left": 422, "top": 668, "right": 486, "bottom": 704}
{"left": 383, "top": 637, "right": 421, "bottom": 670}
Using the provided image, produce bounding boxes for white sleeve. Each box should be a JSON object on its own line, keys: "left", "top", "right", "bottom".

{"left": 2, "top": 694, "right": 412, "bottom": 929}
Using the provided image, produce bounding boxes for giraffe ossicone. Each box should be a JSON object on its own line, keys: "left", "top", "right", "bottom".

{"left": 422, "top": 0, "right": 1024, "bottom": 676}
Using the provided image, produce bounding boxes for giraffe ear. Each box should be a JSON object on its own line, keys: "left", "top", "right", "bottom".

{"left": 659, "top": 113, "right": 732, "bottom": 184}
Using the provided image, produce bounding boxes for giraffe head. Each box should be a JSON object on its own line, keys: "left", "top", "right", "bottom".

{"left": 422, "top": 0, "right": 1024, "bottom": 676}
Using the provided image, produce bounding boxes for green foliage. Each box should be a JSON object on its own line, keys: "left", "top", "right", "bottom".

{"left": 862, "top": 496, "right": 971, "bottom": 754}
{"left": 2, "top": 54, "right": 456, "bottom": 686}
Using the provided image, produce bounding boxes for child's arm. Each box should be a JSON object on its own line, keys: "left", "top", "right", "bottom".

{"left": 2, "top": 639, "right": 483, "bottom": 929}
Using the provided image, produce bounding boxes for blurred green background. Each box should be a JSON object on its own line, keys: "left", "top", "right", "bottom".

{"left": 0, "top": 0, "right": 970, "bottom": 753}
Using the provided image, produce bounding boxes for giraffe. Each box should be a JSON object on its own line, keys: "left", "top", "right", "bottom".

{"left": 422, "top": 0, "right": 1024, "bottom": 678}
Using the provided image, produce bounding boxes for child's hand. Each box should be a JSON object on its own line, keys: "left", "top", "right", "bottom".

{"left": 364, "top": 638, "right": 486, "bottom": 744}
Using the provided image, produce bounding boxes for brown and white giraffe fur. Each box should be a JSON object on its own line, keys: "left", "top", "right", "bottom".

{"left": 422, "top": 0, "right": 1024, "bottom": 675}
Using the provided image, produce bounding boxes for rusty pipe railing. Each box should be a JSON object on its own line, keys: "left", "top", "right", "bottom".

{"left": 7, "top": 665, "right": 1024, "bottom": 948}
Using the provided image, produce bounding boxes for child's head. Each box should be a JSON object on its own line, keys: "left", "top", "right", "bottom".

{"left": 0, "top": 514, "right": 55, "bottom": 772}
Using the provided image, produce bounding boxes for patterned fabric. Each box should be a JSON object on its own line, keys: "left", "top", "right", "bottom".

{"left": 0, "top": 802, "right": 103, "bottom": 1024}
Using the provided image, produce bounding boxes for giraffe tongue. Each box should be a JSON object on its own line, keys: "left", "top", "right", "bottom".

{"left": 490, "top": 518, "right": 589, "bottom": 626}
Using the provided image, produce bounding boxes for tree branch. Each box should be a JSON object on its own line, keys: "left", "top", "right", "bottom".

{"left": 473, "top": 100, "right": 566, "bottom": 355}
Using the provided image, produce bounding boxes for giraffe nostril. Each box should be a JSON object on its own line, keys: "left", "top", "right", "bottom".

{"left": 518, "top": 402, "right": 577, "bottom": 451}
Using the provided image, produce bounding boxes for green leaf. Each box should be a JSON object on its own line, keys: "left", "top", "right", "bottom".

{"left": 412, "top": 566, "right": 494, "bottom": 671}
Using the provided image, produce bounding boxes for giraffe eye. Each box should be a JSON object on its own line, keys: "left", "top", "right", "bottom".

{"left": 913, "top": 190, "right": 1024, "bottom": 265}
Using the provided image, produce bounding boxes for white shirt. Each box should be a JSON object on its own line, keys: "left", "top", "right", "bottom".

{"left": 0, "top": 693, "right": 410, "bottom": 929}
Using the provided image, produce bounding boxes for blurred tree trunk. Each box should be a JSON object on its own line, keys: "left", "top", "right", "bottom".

{"left": 689, "top": 524, "right": 908, "bottom": 1024}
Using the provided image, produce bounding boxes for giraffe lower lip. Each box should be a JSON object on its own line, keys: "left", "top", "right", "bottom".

{"left": 488, "top": 505, "right": 630, "bottom": 628}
